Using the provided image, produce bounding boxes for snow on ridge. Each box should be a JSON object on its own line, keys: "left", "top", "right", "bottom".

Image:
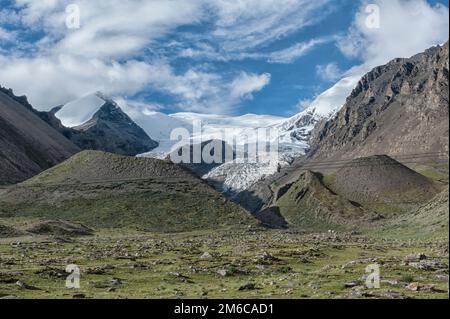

{"left": 55, "top": 92, "right": 106, "bottom": 127}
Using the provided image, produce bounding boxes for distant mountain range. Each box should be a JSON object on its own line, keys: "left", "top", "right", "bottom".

{"left": 52, "top": 93, "right": 337, "bottom": 193}
{"left": 0, "top": 42, "right": 448, "bottom": 237}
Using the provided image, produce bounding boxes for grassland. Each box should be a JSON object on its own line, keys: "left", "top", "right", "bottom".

{"left": 0, "top": 225, "right": 448, "bottom": 299}
{"left": 0, "top": 155, "right": 447, "bottom": 299}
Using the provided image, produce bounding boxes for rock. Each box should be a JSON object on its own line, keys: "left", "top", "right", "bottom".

{"left": 72, "top": 293, "right": 86, "bottom": 299}
{"left": 404, "top": 253, "right": 427, "bottom": 263}
{"left": 404, "top": 283, "right": 443, "bottom": 292}
{"left": 110, "top": 278, "right": 123, "bottom": 286}
{"left": 169, "top": 272, "right": 193, "bottom": 283}
{"left": 405, "top": 282, "right": 419, "bottom": 292}
{"left": 217, "top": 269, "right": 228, "bottom": 277}
{"left": 238, "top": 283, "right": 257, "bottom": 291}
{"left": 254, "top": 251, "right": 280, "bottom": 265}
{"left": 436, "top": 274, "right": 449, "bottom": 282}
{"left": 379, "top": 291, "right": 410, "bottom": 299}
{"left": 308, "top": 282, "right": 321, "bottom": 290}
{"left": 86, "top": 267, "right": 107, "bottom": 275}
{"left": 410, "top": 260, "right": 448, "bottom": 271}
{"left": 344, "top": 281, "right": 362, "bottom": 289}
{"left": 16, "top": 280, "right": 41, "bottom": 290}
{"left": 200, "top": 252, "right": 213, "bottom": 259}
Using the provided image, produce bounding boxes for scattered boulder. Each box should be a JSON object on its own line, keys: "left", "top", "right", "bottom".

{"left": 410, "top": 260, "right": 448, "bottom": 271}
{"left": 344, "top": 281, "right": 362, "bottom": 289}
{"left": 405, "top": 283, "right": 445, "bottom": 293}
{"left": 238, "top": 283, "right": 257, "bottom": 291}
{"left": 404, "top": 253, "right": 427, "bottom": 263}
{"left": 16, "top": 280, "right": 41, "bottom": 291}
{"left": 110, "top": 278, "right": 123, "bottom": 286}
{"left": 254, "top": 251, "right": 280, "bottom": 265}
{"left": 200, "top": 252, "right": 213, "bottom": 259}
{"left": 217, "top": 269, "right": 228, "bottom": 277}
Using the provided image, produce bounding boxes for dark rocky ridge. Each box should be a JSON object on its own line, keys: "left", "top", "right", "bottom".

{"left": 68, "top": 99, "right": 159, "bottom": 156}
{"left": 0, "top": 88, "right": 80, "bottom": 185}
{"left": 309, "top": 42, "right": 449, "bottom": 161}
{"left": 167, "top": 140, "right": 235, "bottom": 177}
{"left": 0, "top": 87, "right": 158, "bottom": 157}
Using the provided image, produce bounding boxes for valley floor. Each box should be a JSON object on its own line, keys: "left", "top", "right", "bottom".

{"left": 0, "top": 226, "right": 448, "bottom": 299}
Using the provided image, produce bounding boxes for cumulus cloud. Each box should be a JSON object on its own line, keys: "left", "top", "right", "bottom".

{"left": 307, "top": 0, "right": 449, "bottom": 117}
{"left": 1, "top": 0, "right": 294, "bottom": 113}
{"left": 0, "top": 54, "right": 154, "bottom": 108}
{"left": 337, "top": 0, "right": 449, "bottom": 69}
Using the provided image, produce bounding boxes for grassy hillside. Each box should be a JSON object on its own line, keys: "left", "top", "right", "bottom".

{"left": 261, "top": 156, "right": 448, "bottom": 238}
{"left": 0, "top": 151, "right": 257, "bottom": 232}
{"left": 273, "top": 171, "right": 380, "bottom": 232}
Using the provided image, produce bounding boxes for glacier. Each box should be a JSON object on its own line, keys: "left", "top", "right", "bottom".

{"left": 53, "top": 74, "right": 360, "bottom": 193}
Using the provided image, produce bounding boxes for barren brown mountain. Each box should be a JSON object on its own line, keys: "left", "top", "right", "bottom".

{"left": 309, "top": 42, "right": 449, "bottom": 161}
{"left": 0, "top": 88, "right": 80, "bottom": 185}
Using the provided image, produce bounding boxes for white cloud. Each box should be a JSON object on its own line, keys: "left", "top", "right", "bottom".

{"left": 2, "top": 0, "right": 295, "bottom": 113}
{"left": 268, "top": 38, "right": 331, "bottom": 64}
{"left": 296, "top": 98, "right": 313, "bottom": 111}
{"left": 153, "top": 68, "right": 271, "bottom": 114}
{"left": 209, "top": 0, "right": 331, "bottom": 51}
{"left": 0, "top": 54, "right": 154, "bottom": 109}
{"left": 12, "top": 0, "right": 204, "bottom": 59}
{"left": 316, "top": 62, "right": 342, "bottom": 81}
{"left": 230, "top": 73, "right": 271, "bottom": 99}
{"left": 306, "top": 0, "right": 449, "bottom": 118}
{"left": 337, "top": 0, "right": 449, "bottom": 69}
{"left": 0, "top": 27, "right": 14, "bottom": 42}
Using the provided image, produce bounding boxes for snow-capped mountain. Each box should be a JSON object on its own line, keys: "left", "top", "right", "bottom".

{"left": 53, "top": 74, "right": 359, "bottom": 193}
{"left": 55, "top": 93, "right": 106, "bottom": 128}
{"left": 53, "top": 92, "right": 158, "bottom": 156}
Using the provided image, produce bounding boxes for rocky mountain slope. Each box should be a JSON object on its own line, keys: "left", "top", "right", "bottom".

{"left": 0, "top": 151, "right": 257, "bottom": 232}
{"left": 330, "top": 155, "right": 439, "bottom": 206}
{"left": 69, "top": 100, "right": 158, "bottom": 156}
{"left": 309, "top": 42, "right": 449, "bottom": 161}
{"left": 242, "top": 156, "right": 443, "bottom": 231}
{"left": 0, "top": 87, "right": 80, "bottom": 185}
{"left": 231, "top": 42, "right": 449, "bottom": 234}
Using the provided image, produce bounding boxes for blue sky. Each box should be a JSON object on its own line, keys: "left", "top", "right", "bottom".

{"left": 0, "top": 0, "right": 448, "bottom": 117}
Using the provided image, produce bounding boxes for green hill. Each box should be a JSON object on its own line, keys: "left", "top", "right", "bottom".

{"left": 0, "top": 151, "right": 256, "bottom": 232}
{"left": 273, "top": 170, "right": 380, "bottom": 231}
